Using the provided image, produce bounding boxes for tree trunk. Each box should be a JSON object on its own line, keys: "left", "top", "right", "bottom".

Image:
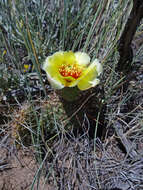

{"left": 117, "top": 0, "right": 143, "bottom": 72}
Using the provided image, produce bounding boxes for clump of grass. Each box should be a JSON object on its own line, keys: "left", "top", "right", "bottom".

{"left": 11, "top": 103, "right": 31, "bottom": 146}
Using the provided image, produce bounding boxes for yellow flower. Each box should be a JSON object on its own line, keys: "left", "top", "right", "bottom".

{"left": 2, "top": 50, "right": 7, "bottom": 56}
{"left": 23, "top": 64, "right": 30, "bottom": 72}
{"left": 43, "top": 51, "right": 102, "bottom": 91}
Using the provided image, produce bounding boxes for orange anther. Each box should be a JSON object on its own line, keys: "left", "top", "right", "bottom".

{"left": 59, "top": 63, "right": 82, "bottom": 79}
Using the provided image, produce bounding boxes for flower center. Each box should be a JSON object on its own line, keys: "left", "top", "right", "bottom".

{"left": 59, "top": 63, "right": 82, "bottom": 79}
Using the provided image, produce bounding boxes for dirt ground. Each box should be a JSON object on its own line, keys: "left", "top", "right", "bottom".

{"left": 0, "top": 146, "right": 51, "bottom": 190}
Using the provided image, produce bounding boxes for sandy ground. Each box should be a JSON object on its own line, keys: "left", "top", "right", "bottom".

{"left": 0, "top": 146, "right": 51, "bottom": 190}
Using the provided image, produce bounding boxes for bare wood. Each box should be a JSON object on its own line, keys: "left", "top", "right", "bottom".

{"left": 117, "top": 0, "right": 143, "bottom": 71}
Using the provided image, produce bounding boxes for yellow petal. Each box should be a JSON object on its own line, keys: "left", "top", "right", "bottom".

{"left": 42, "top": 54, "right": 65, "bottom": 89}
{"left": 60, "top": 76, "right": 78, "bottom": 87}
{"left": 92, "top": 59, "right": 103, "bottom": 75}
{"left": 89, "top": 78, "right": 100, "bottom": 86}
{"left": 77, "top": 59, "right": 102, "bottom": 91}
{"left": 46, "top": 72, "right": 64, "bottom": 89}
{"left": 75, "top": 52, "right": 90, "bottom": 66}
{"left": 42, "top": 51, "right": 77, "bottom": 89}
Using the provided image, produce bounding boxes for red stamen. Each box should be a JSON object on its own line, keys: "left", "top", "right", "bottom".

{"left": 59, "top": 64, "right": 82, "bottom": 79}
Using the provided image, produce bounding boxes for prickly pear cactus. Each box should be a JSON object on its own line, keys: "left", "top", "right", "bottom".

{"left": 11, "top": 85, "right": 104, "bottom": 147}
